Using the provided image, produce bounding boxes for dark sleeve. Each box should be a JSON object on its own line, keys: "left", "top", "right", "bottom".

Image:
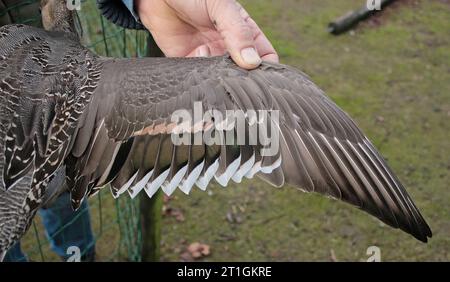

{"left": 97, "top": 0, "right": 144, "bottom": 30}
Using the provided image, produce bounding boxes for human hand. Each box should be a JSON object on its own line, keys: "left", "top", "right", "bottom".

{"left": 135, "top": 0, "right": 278, "bottom": 69}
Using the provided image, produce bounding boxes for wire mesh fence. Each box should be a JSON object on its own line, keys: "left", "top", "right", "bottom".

{"left": 1, "top": 0, "right": 148, "bottom": 262}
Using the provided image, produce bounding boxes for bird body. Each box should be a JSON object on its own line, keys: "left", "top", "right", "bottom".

{"left": 0, "top": 23, "right": 431, "bottom": 260}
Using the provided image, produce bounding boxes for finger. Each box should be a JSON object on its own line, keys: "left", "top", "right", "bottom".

{"left": 186, "top": 45, "right": 212, "bottom": 57}
{"left": 246, "top": 18, "right": 279, "bottom": 63}
{"left": 261, "top": 53, "right": 279, "bottom": 63}
{"left": 208, "top": 0, "right": 262, "bottom": 69}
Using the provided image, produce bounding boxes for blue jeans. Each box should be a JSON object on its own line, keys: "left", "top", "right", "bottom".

{"left": 4, "top": 192, "right": 95, "bottom": 262}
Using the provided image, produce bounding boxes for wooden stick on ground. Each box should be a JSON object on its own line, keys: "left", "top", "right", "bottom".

{"left": 328, "top": 0, "right": 397, "bottom": 35}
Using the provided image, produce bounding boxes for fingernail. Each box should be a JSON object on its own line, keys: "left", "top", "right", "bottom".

{"left": 241, "top": 47, "right": 262, "bottom": 66}
{"left": 197, "top": 46, "right": 210, "bottom": 57}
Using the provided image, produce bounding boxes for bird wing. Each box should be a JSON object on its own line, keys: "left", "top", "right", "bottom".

{"left": 0, "top": 25, "right": 431, "bottom": 242}
{"left": 71, "top": 55, "right": 430, "bottom": 242}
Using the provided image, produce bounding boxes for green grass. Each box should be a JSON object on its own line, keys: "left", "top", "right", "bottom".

{"left": 19, "top": 0, "right": 450, "bottom": 261}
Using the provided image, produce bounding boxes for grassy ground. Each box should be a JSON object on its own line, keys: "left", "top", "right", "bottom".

{"left": 19, "top": 0, "right": 449, "bottom": 261}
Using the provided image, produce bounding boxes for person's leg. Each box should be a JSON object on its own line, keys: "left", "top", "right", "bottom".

{"left": 3, "top": 242, "right": 28, "bottom": 262}
{"left": 39, "top": 192, "right": 96, "bottom": 262}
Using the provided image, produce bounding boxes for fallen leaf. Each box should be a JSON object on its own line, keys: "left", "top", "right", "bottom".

{"left": 187, "top": 242, "right": 201, "bottom": 253}
{"left": 163, "top": 206, "right": 185, "bottom": 222}
{"left": 185, "top": 242, "right": 211, "bottom": 260}
{"left": 201, "top": 245, "right": 210, "bottom": 256}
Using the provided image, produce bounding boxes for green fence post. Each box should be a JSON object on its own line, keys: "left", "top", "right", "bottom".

{"left": 140, "top": 190, "right": 163, "bottom": 262}
{"left": 139, "top": 34, "right": 164, "bottom": 262}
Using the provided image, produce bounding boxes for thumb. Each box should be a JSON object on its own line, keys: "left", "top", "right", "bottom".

{"left": 208, "top": 0, "right": 261, "bottom": 69}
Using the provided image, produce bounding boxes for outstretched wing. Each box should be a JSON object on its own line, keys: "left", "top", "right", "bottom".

{"left": 68, "top": 55, "right": 430, "bottom": 242}
{"left": 0, "top": 25, "right": 431, "bottom": 243}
